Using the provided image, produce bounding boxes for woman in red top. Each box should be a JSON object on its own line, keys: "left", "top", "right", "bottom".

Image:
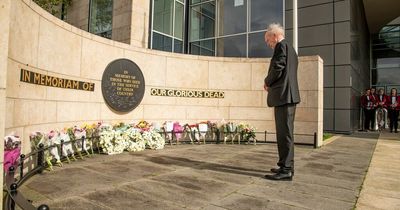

{"left": 361, "top": 88, "right": 376, "bottom": 131}
{"left": 376, "top": 88, "right": 387, "bottom": 108}
{"left": 386, "top": 88, "right": 400, "bottom": 133}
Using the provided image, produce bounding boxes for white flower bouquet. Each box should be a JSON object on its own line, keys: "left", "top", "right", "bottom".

{"left": 99, "top": 127, "right": 116, "bottom": 155}
{"left": 59, "top": 130, "right": 77, "bottom": 162}
{"left": 125, "top": 128, "right": 146, "bottom": 152}
{"left": 143, "top": 129, "right": 165, "bottom": 150}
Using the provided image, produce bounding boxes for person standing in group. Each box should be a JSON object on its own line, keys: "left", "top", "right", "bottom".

{"left": 361, "top": 89, "right": 376, "bottom": 131}
{"left": 376, "top": 88, "right": 387, "bottom": 109}
{"left": 370, "top": 87, "right": 377, "bottom": 130}
{"left": 387, "top": 88, "right": 400, "bottom": 133}
{"left": 263, "top": 23, "right": 300, "bottom": 181}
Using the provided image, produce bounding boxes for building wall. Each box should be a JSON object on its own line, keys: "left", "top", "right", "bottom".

{"left": 3, "top": 0, "right": 323, "bottom": 157}
{"left": 0, "top": 0, "right": 12, "bottom": 204}
{"left": 65, "top": 0, "right": 89, "bottom": 31}
{"left": 350, "top": 0, "right": 371, "bottom": 130}
{"left": 65, "top": 0, "right": 134, "bottom": 45}
{"left": 285, "top": 0, "right": 369, "bottom": 133}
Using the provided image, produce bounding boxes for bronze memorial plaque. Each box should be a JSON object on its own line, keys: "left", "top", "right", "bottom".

{"left": 101, "top": 59, "right": 145, "bottom": 112}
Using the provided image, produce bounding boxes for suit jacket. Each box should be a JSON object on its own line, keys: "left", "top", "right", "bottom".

{"left": 376, "top": 94, "right": 387, "bottom": 108}
{"left": 361, "top": 94, "right": 376, "bottom": 110}
{"left": 386, "top": 95, "right": 400, "bottom": 110}
{"left": 264, "top": 39, "right": 300, "bottom": 107}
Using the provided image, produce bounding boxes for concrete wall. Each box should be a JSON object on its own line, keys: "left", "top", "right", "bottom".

{"left": 65, "top": 0, "right": 89, "bottom": 31}
{"left": 65, "top": 0, "right": 136, "bottom": 45}
{"left": 285, "top": 0, "right": 369, "bottom": 133}
{"left": 4, "top": 0, "right": 323, "bottom": 156}
{"left": 0, "top": 0, "right": 12, "bottom": 205}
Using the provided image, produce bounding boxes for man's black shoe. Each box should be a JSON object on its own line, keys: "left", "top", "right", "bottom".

{"left": 264, "top": 172, "right": 293, "bottom": 181}
{"left": 270, "top": 168, "right": 281, "bottom": 173}
{"left": 270, "top": 168, "right": 294, "bottom": 175}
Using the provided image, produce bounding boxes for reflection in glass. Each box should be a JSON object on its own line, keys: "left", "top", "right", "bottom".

{"left": 250, "top": 0, "right": 283, "bottom": 31}
{"left": 153, "top": 0, "right": 174, "bottom": 35}
{"left": 174, "top": 39, "right": 183, "bottom": 53}
{"left": 190, "top": 39, "right": 215, "bottom": 56}
{"left": 217, "top": 35, "right": 246, "bottom": 57}
{"left": 372, "top": 25, "right": 400, "bottom": 85}
{"left": 153, "top": 32, "right": 173, "bottom": 51}
{"left": 248, "top": 32, "right": 273, "bottom": 57}
{"left": 217, "top": 0, "right": 247, "bottom": 36}
{"left": 174, "top": 2, "right": 184, "bottom": 39}
{"left": 89, "top": 0, "right": 113, "bottom": 39}
{"left": 190, "top": 2, "right": 215, "bottom": 41}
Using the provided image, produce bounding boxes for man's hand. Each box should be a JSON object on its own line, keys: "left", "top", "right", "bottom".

{"left": 264, "top": 84, "right": 269, "bottom": 92}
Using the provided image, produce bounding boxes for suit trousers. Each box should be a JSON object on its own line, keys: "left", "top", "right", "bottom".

{"left": 388, "top": 109, "right": 399, "bottom": 131}
{"left": 274, "top": 104, "right": 296, "bottom": 173}
{"left": 364, "top": 109, "right": 374, "bottom": 130}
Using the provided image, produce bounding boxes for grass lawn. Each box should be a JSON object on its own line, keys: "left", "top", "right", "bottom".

{"left": 323, "top": 133, "right": 333, "bottom": 141}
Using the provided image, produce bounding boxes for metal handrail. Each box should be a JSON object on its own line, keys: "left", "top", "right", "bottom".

{"left": 3, "top": 135, "right": 99, "bottom": 210}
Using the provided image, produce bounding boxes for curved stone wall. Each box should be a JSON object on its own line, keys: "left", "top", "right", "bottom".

{"left": 3, "top": 0, "right": 323, "bottom": 154}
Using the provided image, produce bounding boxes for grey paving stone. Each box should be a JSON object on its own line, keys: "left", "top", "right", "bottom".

{"left": 47, "top": 196, "right": 111, "bottom": 210}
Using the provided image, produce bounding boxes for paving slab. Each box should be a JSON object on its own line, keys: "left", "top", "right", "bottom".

{"left": 356, "top": 132, "right": 400, "bottom": 210}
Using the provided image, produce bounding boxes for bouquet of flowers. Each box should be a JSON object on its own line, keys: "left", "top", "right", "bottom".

{"left": 173, "top": 122, "right": 184, "bottom": 142}
{"left": 99, "top": 125, "right": 116, "bottom": 155}
{"left": 184, "top": 124, "right": 200, "bottom": 144}
{"left": 114, "top": 122, "right": 130, "bottom": 132}
{"left": 124, "top": 127, "right": 146, "bottom": 152}
{"left": 135, "top": 120, "right": 151, "bottom": 132}
{"left": 143, "top": 129, "right": 165, "bottom": 150}
{"left": 59, "top": 129, "right": 77, "bottom": 162}
{"left": 46, "top": 130, "right": 63, "bottom": 167}
{"left": 29, "top": 131, "right": 59, "bottom": 170}
{"left": 237, "top": 122, "right": 256, "bottom": 145}
{"left": 112, "top": 130, "right": 126, "bottom": 154}
{"left": 73, "top": 126, "right": 91, "bottom": 156}
{"left": 4, "top": 133, "right": 21, "bottom": 172}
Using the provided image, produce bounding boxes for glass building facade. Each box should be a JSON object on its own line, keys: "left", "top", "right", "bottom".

{"left": 372, "top": 24, "right": 400, "bottom": 93}
{"left": 150, "top": 0, "right": 284, "bottom": 58}
{"left": 89, "top": 0, "right": 114, "bottom": 39}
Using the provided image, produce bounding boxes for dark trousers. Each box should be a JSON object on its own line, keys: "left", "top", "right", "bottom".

{"left": 388, "top": 109, "right": 399, "bottom": 131}
{"left": 274, "top": 104, "right": 296, "bottom": 173}
{"left": 371, "top": 109, "right": 376, "bottom": 129}
{"left": 364, "top": 109, "right": 374, "bottom": 130}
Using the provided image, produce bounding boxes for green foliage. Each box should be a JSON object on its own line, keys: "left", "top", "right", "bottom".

{"left": 323, "top": 133, "right": 333, "bottom": 141}
{"left": 33, "top": 0, "right": 72, "bottom": 18}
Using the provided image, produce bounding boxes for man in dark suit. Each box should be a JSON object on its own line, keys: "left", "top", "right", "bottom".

{"left": 263, "top": 23, "right": 300, "bottom": 181}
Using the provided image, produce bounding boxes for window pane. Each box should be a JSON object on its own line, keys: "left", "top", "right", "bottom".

{"left": 248, "top": 31, "right": 273, "bottom": 58}
{"left": 174, "top": 2, "right": 184, "bottom": 39}
{"left": 218, "top": 0, "right": 247, "bottom": 36}
{"left": 375, "top": 68, "right": 400, "bottom": 85}
{"left": 174, "top": 39, "right": 183, "bottom": 53}
{"left": 190, "top": 2, "right": 215, "bottom": 41}
{"left": 153, "top": 32, "right": 173, "bottom": 52}
{"left": 251, "top": 0, "right": 283, "bottom": 32}
{"left": 89, "top": 0, "right": 113, "bottom": 39}
{"left": 190, "top": 42, "right": 201, "bottom": 55}
{"left": 154, "top": 0, "right": 174, "bottom": 35}
{"left": 217, "top": 35, "right": 246, "bottom": 57}
{"left": 190, "top": 39, "right": 215, "bottom": 56}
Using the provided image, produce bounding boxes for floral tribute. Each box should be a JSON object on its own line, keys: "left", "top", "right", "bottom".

{"left": 4, "top": 120, "right": 257, "bottom": 171}
{"left": 4, "top": 133, "right": 21, "bottom": 172}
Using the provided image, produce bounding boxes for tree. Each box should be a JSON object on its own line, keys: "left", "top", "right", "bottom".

{"left": 33, "top": 0, "right": 72, "bottom": 19}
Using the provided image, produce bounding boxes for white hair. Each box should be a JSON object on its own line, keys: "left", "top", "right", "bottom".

{"left": 266, "top": 23, "right": 285, "bottom": 37}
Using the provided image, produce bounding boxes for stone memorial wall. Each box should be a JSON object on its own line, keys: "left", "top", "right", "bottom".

{"left": 0, "top": 0, "right": 323, "bottom": 157}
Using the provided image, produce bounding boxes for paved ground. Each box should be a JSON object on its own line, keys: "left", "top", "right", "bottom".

{"left": 20, "top": 134, "right": 379, "bottom": 210}
{"left": 356, "top": 132, "right": 400, "bottom": 210}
